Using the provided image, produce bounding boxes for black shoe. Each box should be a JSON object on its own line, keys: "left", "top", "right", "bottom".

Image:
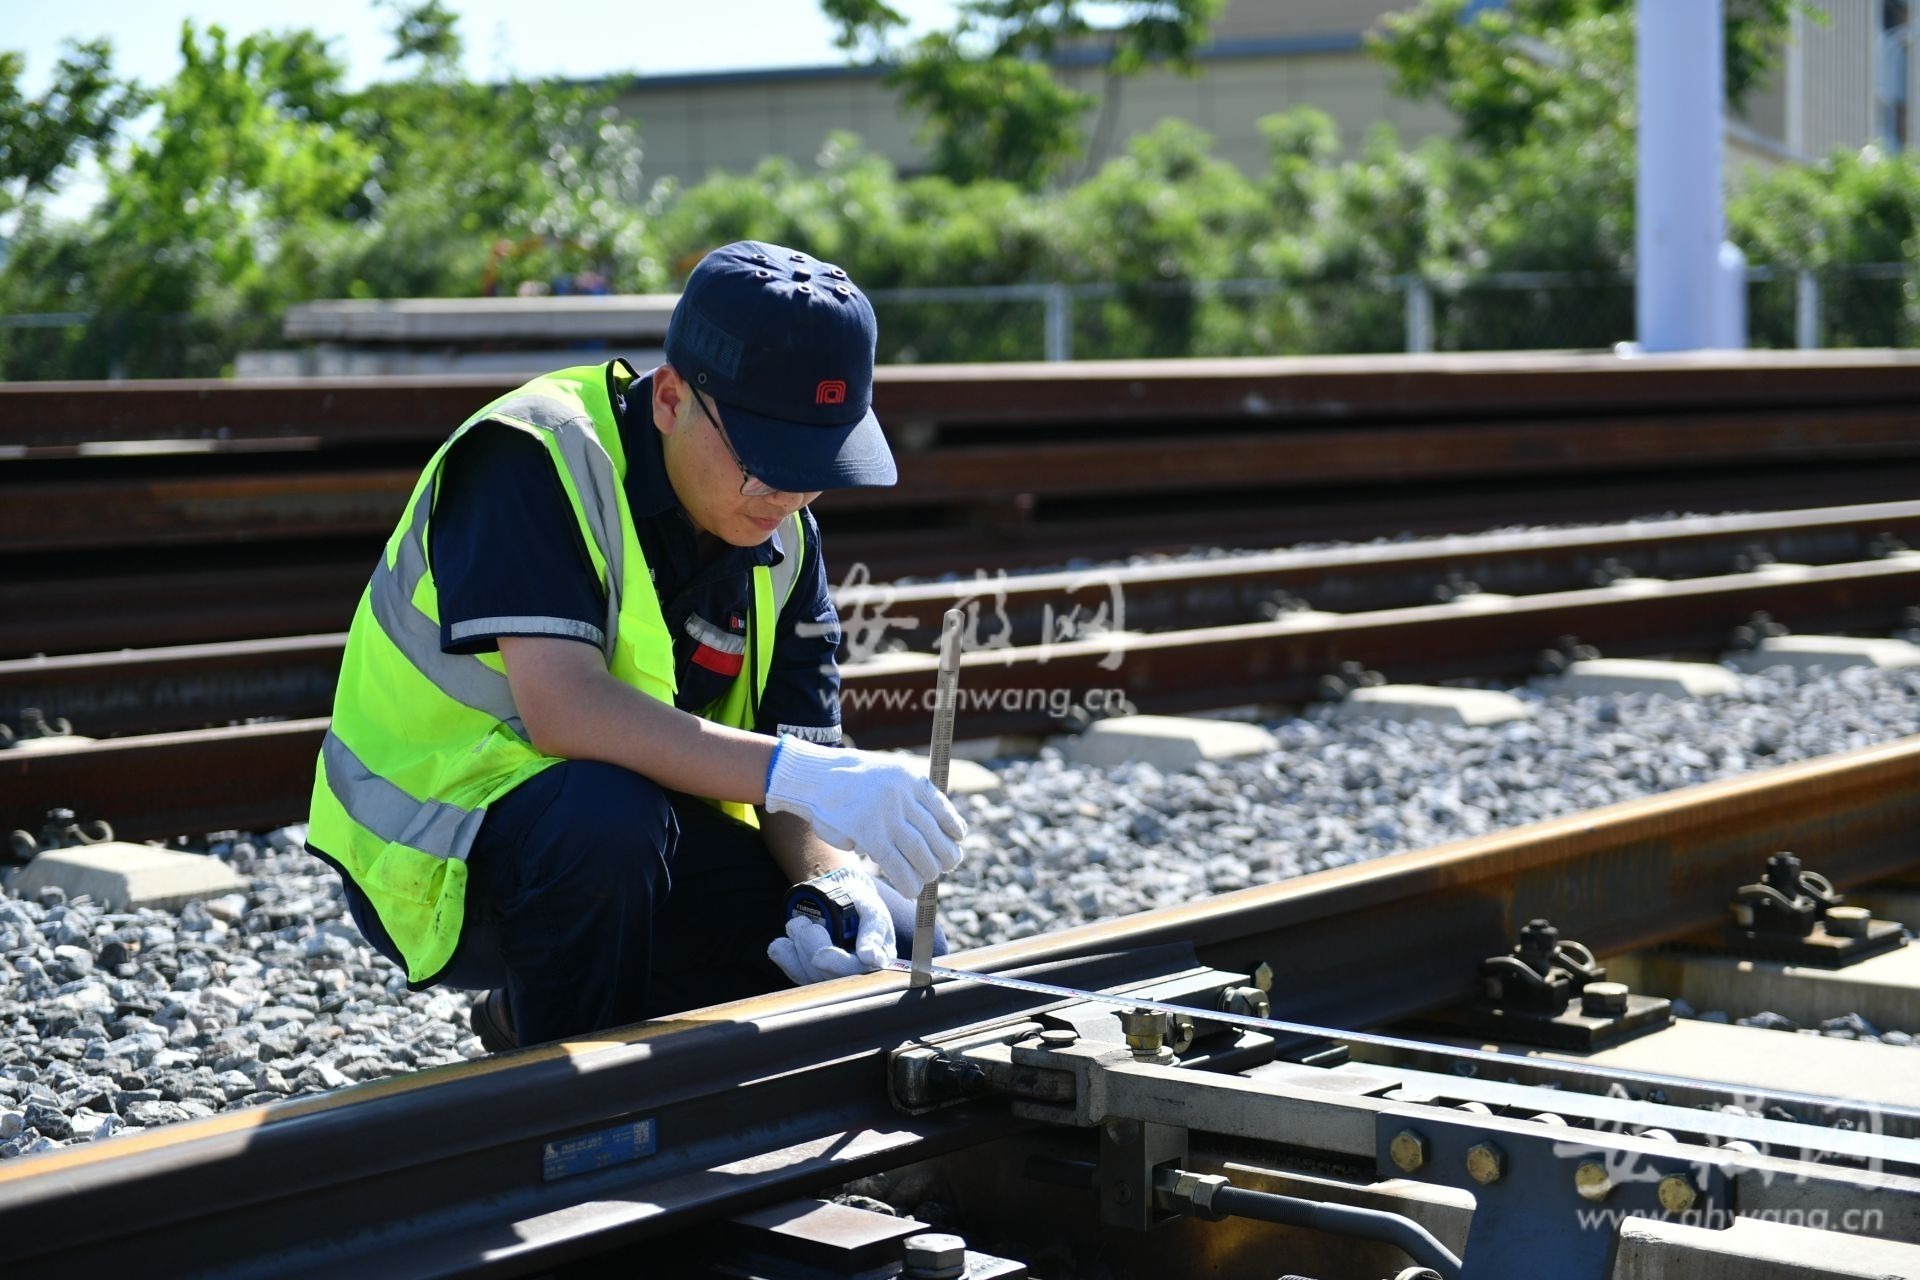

{"left": 469, "top": 988, "right": 517, "bottom": 1053}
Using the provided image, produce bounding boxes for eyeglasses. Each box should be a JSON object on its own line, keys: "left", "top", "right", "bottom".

{"left": 690, "top": 387, "right": 778, "bottom": 498}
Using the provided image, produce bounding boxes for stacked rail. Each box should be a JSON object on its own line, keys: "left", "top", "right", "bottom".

{"left": 8, "top": 350, "right": 1920, "bottom": 653}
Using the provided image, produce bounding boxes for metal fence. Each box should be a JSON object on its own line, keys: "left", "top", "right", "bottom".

{"left": 2, "top": 264, "right": 1913, "bottom": 379}
{"left": 864, "top": 263, "right": 1917, "bottom": 362}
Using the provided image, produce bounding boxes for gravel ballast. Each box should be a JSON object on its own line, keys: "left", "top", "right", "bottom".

{"left": 4, "top": 660, "right": 1919, "bottom": 1158}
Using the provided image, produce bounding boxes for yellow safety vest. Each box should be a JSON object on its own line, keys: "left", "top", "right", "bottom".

{"left": 307, "top": 360, "right": 806, "bottom": 983}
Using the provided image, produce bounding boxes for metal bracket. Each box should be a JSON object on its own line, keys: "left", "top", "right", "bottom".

{"left": 1097, "top": 1116, "right": 1188, "bottom": 1230}
{"left": 1376, "top": 1109, "right": 1732, "bottom": 1280}
{"left": 1720, "top": 851, "right": 1906, "bottom": 967}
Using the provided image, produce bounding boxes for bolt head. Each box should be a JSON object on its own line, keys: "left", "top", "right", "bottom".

{"left": 1251, "top": 961, "right": 1274, "bottom": 994}
{"left": 1657, "top": 1173, "right": 1698, "bottom": 1214}
{"left": 1039, "top": 1028, "right": 1078, "bottom": 1047}
{"left": 1574, "top": 1160, "right": 1612, "bottom": 1202}
{"left": 1167, "top": 1013, "right": 1196, "bottom": 1054}
{"left": 1389, "top": 1128, "right": 1429, "bottom": 1173}
{"left": 1465, "top": 1141, "right": 1506, "bottom": 1185}
{"left": 1581, "top": 981, "right": 1631, "bottom": 1017}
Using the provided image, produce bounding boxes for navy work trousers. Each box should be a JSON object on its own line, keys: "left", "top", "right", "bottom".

{"left": 338, "top": 760, "right": 791, "bottom": 1046}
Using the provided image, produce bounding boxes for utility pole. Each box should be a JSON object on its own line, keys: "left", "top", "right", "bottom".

{"left": 1635, "top": 0, "right": 1745, "bottom": 350}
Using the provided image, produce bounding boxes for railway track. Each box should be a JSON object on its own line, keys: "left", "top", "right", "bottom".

{"left": 7, "top": 350, "right": 1920, "bottom": 1276}
{"left": 3, "top": 735, "right": 1918, "bottom": 1278}
{"left": 7, "top": 351, "right": 1920, "bottom": 652}
{"left": 8, "top": 501, "right": 1920, "bottom": 840}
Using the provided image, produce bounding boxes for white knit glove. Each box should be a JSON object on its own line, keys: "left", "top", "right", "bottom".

{"left": 764, "top": 737, "right": 967, "bottom": 898}
{"left": 768, "top": 866, "right": 895, "bottom": 983}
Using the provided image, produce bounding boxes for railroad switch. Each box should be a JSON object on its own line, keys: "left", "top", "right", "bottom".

{"left": 1719, "top": 851, "right": 1906, "bottom": 967}
{"left": 1432, "top": 918, "right": 1671, "bottom": 1051}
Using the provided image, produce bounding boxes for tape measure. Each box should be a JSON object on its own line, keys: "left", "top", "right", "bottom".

{"left": 784, "top": 872, "right": 861, "bottom": 952}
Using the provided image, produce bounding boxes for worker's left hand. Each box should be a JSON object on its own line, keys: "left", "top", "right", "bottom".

{"left": 768, "top": 866, "right": 895, "bottom": 984}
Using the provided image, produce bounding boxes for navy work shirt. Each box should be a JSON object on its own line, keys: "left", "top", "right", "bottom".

{"left": 427, "top": 371, "right": 844, "bottom": 743}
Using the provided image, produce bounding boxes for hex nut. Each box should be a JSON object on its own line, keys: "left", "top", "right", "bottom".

{"left": 1581, "top": 981, "right": 1631, "bottom": 1017}
{"left": 1465, "top": 1141, "right": 1506, "bottom": 1185}
{"left": 902, "top": 1232, "right": 968, "bottom": 1279}
{"left": 1252, "top": 961, "right": 1274, "bottom": 994}
{"left": 1171, "top": 1169, "right": 1230, "bottom": 1218}
{"left": 1657, "top": 1173, "right": 1699, "bottom": 1214}
{"left": 1220, "top": 986, "right": 1271, "bottom": 1019}
{"left": 1389, "top": 1128, "right": 1429, "bottom": 1173}
{"left": 1118, "top": 1008, "right": 1167, "bottom": 1055}
{"left": 1574, "top": 1160, "right": 1613, "bottom": 1202}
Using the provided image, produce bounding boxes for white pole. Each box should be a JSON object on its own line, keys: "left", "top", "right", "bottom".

{"left": 1636, "top": 0, "right": 1726, "bottom": 352}
{"left": 1404, "top": 278, "right": 1434, "bottom": 354}
{"left": 1795, "top": 269, "right": 1821, "bottom": 349}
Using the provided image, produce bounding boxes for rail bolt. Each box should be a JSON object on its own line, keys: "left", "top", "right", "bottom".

{"left": 1251, "top": 961, "right": 1274, "bottom": 994}
{"left": 1219, "top": 986, "right": 1271, "bottom": 1019}
{"left": 1581, "top": 981, "right": 1631, "bottom": 1017}
{"left": 1465, "top": 1141, "right": 1506, "bottom": 1185}
{"left": 902, "top": 1231, "right": 969, "bottom": 1280}
{"left": 1657, "top": 1173, "right": 1699, "bottom": 1214}
{"left": 1389, "top": 1128, "right": 1429, "bottom": 1173}
{"left": 1118, "top": 1008, "right": 1173, "bottom": 1062}
{"left": 1574, "top": 1160, "right": 1613, "bottom": 1202}
{"left": 1825, "top": 906, "right": 1873, "bottom": 939}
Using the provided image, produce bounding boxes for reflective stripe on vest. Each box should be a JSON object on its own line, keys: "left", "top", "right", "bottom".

{"left": 308, "top": 360, "right": 810, "bottom": 983}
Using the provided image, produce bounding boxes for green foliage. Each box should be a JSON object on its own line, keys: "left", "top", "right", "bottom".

{"left": 0, "top": 13, "right": 652, "bottom": 378}
{"left": 2, "top": 0, "right": 1913, "bottom": 378}
{"left": 383, "top": 0, "right": 464, "bottom": 73}
{"left": 0, "top": 40, "right": 144, "bottom": 217}
{"left": 822, "top": 0, "right": 1222, "bottom": 186}
{"left": 1372, "top": 0, "right": 1795, "bottom": 154}
{"left": 1734, "top": 146, "right": 1920, "bottom": 347}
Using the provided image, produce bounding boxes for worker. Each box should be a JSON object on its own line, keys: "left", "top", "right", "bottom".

{"left": 305, "top": 241, "right": 966, "bottom": 1051}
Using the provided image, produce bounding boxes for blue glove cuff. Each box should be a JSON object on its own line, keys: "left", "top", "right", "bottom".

{"left": 765, "top": 736, "right": 786, "bottom": 796}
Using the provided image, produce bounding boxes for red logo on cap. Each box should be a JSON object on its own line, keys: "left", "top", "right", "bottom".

{"left": 814, "top": 379, "right": 847, "bottom": 406}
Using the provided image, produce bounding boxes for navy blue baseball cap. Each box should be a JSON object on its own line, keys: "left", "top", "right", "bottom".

{"left": 663, "top": 240, "right": 897, "bottom": 492}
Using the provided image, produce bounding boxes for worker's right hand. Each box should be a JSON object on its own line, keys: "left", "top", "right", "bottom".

{"left": 763, "top": 737, "right": 967, "bottom": 898}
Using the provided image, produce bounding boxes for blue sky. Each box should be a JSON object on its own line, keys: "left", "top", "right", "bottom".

{"left": 6, "top": 0, "right": 962, "bottom": 93}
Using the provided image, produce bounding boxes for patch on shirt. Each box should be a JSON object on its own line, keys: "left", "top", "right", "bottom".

{"left": 684, "top": 611, "right": 745, "bottom": 677}
{"left": 778, "top": 723, "right": 843, "bottom": 745}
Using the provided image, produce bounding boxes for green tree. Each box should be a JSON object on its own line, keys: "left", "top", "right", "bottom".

{"left": 0, "top": 40, "right": 143, "bottom": 220}
{"left": 1371, "top": 0, "right": 1796, "bottom": 154}
{"left": 819, "top": 0, "right": 1224, "bottom": 187}
{"left": 0, "top": 9, "right": 659, "bottom": 378}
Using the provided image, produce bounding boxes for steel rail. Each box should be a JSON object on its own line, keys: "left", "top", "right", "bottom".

{"left": 3, "top": 734, "right": 1918, "bottom": 1276}
{"left": 13, "top": 405, "right": 1920, "bottom": 546}
{"left": 5, "top": 351, "right": 1919, "bottom": 451}
{"left": 9, "top": 503, "right": 1920, "bottom": 735}
{"left": 8, "top": 558, "right": 1920, "bottom": 838}
{"left": 19, "top": 461, "right": 1920, "bottom": 658}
